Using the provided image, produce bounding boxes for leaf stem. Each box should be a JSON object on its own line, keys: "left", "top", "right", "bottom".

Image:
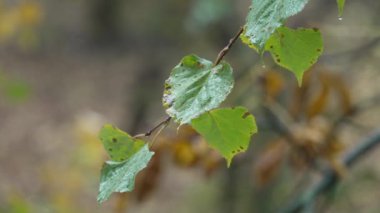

{"left": 133, "top": 116, "right": 172, "bottom": 138}
{"left": 149, "top": 120, "right": 170, "bottom": 148}
{"left": 214, "top": 27, "right": 244, "bottom": 66}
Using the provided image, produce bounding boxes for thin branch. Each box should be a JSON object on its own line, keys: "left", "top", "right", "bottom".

{"left": 324, "top": 94, "right": 380, "bottom": 143}
{"left": 133, "top": 116, "right": 171, "bottom": 138}
{"left": 282, "top": 129, "right": 380, "bottom": 213}
{"left": 149, "top": 119, "right": 170, "bottom": 148}
{"left": 262, "top": 104, "right": 318, "bottom": 168}
{"left": 214, "top": 27, "right": 244, "bottom": 66}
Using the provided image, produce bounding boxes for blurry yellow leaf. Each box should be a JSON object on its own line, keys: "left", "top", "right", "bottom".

{"left": 172, "top": 140, "right": 198, "bottom": 167}
{"left": 307, "top": 71, "right": 352, "bottom": 118}
{"left": 307, "top": 73, "right": 330, "bottom": 118}
{"left": 19, "top": 2, "right": 42, "bottom": 26}
{"left": 52, "top": 193, "right": 77, "bottom": 213}
{"left": 0, "top": 1, "right": 42, "bottom": 48}
{"left": 330, "top": 74, "right": 352, "bottom": 114}
{"left": 74, "top": 111, "right": 105, "bottom": 166}
{"left": 0, "top": 9, "right": 19, "bottom": 41}
{"left": 254, "top": 139, "right": 288, "bottom": 185}
{"left": 263, "top": 70, "right": 284, "bottom": 102}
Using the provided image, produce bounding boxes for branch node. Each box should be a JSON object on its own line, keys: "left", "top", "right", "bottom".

{"left": 214, "top": 27, "right": 244, "bottom": 66}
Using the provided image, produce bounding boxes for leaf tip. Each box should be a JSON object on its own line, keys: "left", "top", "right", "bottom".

{"left": 296, "top": 74, "right": 304, "bottom": 87}
{"left": 337, "top": 0, "right": 345, "bottom": 17}
{"left": 226, "top": 158, "right": 232, "bottom": 168}
{"left": 97, "top": 196, "right": 105, "bottom": 204}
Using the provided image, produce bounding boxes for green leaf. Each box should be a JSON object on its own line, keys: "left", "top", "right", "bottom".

{"left": 191, "top": 107, "right": 257, "bottom": 166}
{"left": 337, "top": 0, "right": 345, "bottom": 17}
{"left": 97, "top": 144, "right": 154, "bottom": 203}
{"left": 163, "top": 54, "right": 234, "bottom": 125}
{"left": 99, "top": 124, "right": 145, "bottom": 162}
{"left": 0, "top": 71, "right": 31, "bottom": 103}
{"left": 265, "top": 27, "right": 323, "bottom": 86}
{"left": 186, "top": 0, "right": 231, "bottom": 31}
{"left": 242, "top": 0, "right": 309, "bottom": 52}
{"left": 3, "top": 80, "right": 30, "bottom": 102}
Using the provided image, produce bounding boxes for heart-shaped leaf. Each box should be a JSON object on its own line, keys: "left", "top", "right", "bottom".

{"left": 99, "top": 124, "right": 145, "bottom": 162}
{"left": 265, "top": 27, "right": 323, "bottom": 85}
{"left": 97, "top": 144, "right": 154, "bottom": 203}
{"left": 241, "top": 0, "right": 309, "bottom": 52}
{"left": 163, "top": 54, "right": 234, "bottom": 125}
{"left": 191, "top": 107, "right": 257, "bottom": 166}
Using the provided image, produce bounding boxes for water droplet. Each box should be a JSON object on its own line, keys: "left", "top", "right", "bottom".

{"left": 338, "top": 17, "right": 343, "bottom": 21}
{"left": 259, "top": 55, "right": 266, "bottom": 69}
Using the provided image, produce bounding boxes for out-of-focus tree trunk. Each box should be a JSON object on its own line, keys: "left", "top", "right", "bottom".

{"left": 90, "top": 0, "right": 124, "bottom": 44}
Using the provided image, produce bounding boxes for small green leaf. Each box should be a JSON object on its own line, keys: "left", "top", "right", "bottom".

{"left": 265, "top": 27, "right": 323, "bottom": 86}
{"left": 97, "top": 144, "right": 154, "bottom": 203}
{"left": 0, "top": 72, "right": 30, "bottom": 103}
{"left": 99, "top": 124, "right": 145, "bottom": 162}
{"left": 191, "top": 107, "right": 257, "bottom": 167}
{"left": 3, "top": 80, "right": 30, "bottom": 102}
{"left": 186, "top": 0, "right": 230, "bottom": 31}
{"left": 242, "top": 0, "right": 309, "bottom": 52}
{"left": 337, "top": 0, "right": 345, "bottom": 17}
{"left": 163, "top": 54, "right": 234, "bottom": 125}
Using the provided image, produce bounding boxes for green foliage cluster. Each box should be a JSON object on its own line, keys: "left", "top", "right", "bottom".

{"left": 97, "top": 0, "right": 346, "bottom": 203}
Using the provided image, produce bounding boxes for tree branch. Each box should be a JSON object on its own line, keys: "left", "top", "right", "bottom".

{"left": 214, "top": 27, "right": 244, "bottom": 66}
{"left": 133, "top": 116, "right": 171, "bottom": 138}
{"left": 282, "top": 129, "right": 380, "bottom": 213}
{"left": 324, "top": 94, "right": 380, "bottom": 143}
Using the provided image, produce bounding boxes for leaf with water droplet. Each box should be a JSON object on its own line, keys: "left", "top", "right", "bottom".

{"left": 99, "top": 124, "right": 145, "bottom": 162}
{"left": 241, "top": 0, "right": 310, "bottom": 52}
{"left": 191, "top": 107, "right": 257, "bottom": 167}
{"left": 163, "top": 54, "right": 234, "bottom": 125}
{"left": 97, "top": 144, "right": 154, "bottom": 203}
{"left": 337, "top": 0, "right": 345, "bottom": 17}
{"left": 265, "top": 27, "right": 323, "bottom": 86}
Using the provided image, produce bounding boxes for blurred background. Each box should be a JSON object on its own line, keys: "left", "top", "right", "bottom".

{"left": 0, "top": 0, "right": 380, "bottom": 212}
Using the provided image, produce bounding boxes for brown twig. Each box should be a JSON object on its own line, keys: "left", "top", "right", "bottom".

{"left": 324, "top": 94, "right": 380, "bottom": 143}
{"left": 282, "top": 129, "right": 380, "bottom": 213}
{"left": 214, "top": 27, "right": 244, "bottom": 66}
{"left": 281, "top": 94, "right": 380, "bottom": 213}
{"left": 133, "top": 116, "right": 171, "bottom": 138}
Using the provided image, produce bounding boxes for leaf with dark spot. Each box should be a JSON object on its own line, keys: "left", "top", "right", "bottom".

{"left": 163, "top": 55, "right": 234, "bottom": 125}
{"left": 241, "top": 0, "right": 309, "bottom": 52}
{"left": 99, "top": 124, "right": 145, "bottom": 162}
{"left": 242, "top": 112, "right": 250, "bottom": 119}
{"left": 265, "top": 27, "right": 323, "bottom": 86}
{"left": 191, "top": 107, "right": 258, "bottom": 166}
